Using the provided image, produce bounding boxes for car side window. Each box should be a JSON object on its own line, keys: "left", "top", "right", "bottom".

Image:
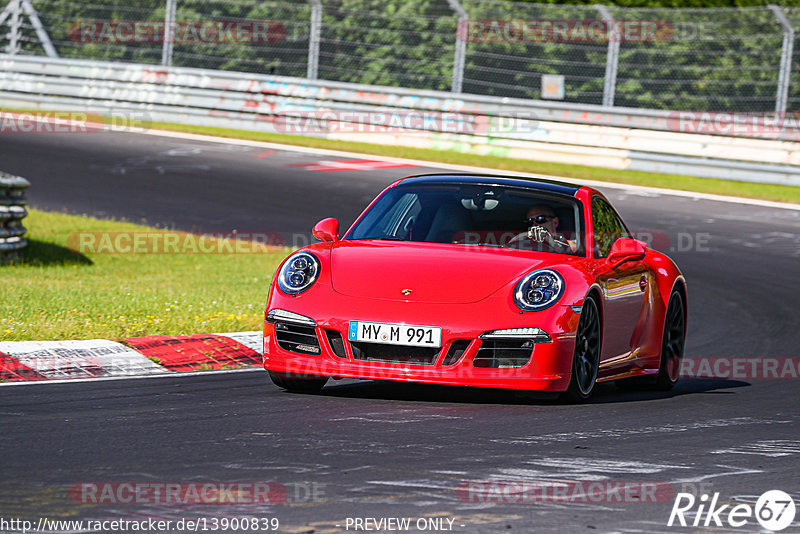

{"left": 591, "top": 196, "right": 627, "bottom": 258}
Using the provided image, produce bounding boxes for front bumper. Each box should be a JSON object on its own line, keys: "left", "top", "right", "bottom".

{"left": 263, "top": 308, "right": 577, "bottom": 392}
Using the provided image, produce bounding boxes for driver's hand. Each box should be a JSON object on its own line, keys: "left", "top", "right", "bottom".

{"left": 507, "top": 225, "right": 550, "bottom": 246}
{"left": 508, "top": 226, "right": 576, "bottom": 252}
{"left": 529, "top": 225, "right": 550, "bottom": 242}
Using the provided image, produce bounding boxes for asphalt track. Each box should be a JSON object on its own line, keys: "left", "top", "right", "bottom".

{"left": 1, "top": 130, "right": 799, "bottom": 533}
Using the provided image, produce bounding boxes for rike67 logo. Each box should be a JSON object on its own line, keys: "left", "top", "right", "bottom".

{"left": 668, "top": 490, "right": 796, "bottom": 531}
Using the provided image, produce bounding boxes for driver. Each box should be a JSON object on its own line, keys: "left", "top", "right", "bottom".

{"left": 509, "top": 204, "right": 577, "bottom": 252}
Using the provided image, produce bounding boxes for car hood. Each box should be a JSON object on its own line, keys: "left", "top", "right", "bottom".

{"left": 330, "top": 240, "right": 553, "bottom": 304}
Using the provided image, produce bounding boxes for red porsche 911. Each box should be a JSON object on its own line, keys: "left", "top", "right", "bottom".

{"left": 263, "top": 174, "right": 686, "bottom": 402}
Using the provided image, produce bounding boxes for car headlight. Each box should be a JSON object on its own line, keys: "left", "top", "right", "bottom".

{"left": 277, "top": 252, "right": 320, "bottom": 295}
{"left": 514, "top": 269, "right": 564, "bottom": 311}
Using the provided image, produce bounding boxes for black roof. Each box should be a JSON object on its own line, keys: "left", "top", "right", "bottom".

{"left": 398, "top": 173, "right": 581, "bottom": 196}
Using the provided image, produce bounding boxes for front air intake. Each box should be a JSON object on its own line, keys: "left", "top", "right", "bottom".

{"left": 274, "top": 322, "right": 321, "bottom": 355}
{"left": 441, "top": 340, "right": 471, "bottom": 366}
{"left": 472, "top": 340, "right": 533, "bottom": 368}
{"left": 325, "top": 329, "right": 347, "bottom": 359}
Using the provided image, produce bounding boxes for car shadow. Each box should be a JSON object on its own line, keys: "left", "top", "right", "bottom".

{"left": 588, "top": 378, "right": 749, "bottom": 404}
{"left": 313, "top": 377, "right": 749, "bottom": 406}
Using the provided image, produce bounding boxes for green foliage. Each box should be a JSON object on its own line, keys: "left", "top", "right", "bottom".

{"left": 11, "top": 0, "right": 799, "bottom": 110}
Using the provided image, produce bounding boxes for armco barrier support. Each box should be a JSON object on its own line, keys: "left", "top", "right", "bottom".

{"left": 0, "top": 171, "right": 29, "bottom": 263}
{"left": 1, "top": 55, "right": 799, "bottom": 186}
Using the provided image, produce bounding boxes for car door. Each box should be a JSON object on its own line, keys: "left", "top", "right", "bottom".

{"left": 591, "top": 196, "right": 649, "bottom": 364}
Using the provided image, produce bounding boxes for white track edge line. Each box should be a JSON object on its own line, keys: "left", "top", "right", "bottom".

{"left": 136, "top": 127, "right": 800, "bottom": 212}
{"left": 0, "top": 366, "right": 264, "bottom": 387}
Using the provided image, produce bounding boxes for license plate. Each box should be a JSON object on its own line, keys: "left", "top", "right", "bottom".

{"left": 348, "top": 321, "right": 442, "bottom": 348}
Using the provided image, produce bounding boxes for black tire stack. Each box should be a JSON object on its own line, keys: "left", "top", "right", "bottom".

{"left": 0, "top": 171, "right": 30, "bottom": 264}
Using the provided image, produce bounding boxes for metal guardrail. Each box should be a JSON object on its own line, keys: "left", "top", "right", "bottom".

{"left": 1, "top": 55, "right": 799, "bottom": 186}
{"left": 0, "top": 171, "right": 29, "bottom": 263}
{"left": 2, "top": 0, "right": 799, "bottom": 114}
{"left": 4, "top": 54, "right": 799, "bottom": 140}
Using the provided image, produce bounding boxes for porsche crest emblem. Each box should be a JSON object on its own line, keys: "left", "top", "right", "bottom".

{"left": 401, "top": 289, "right": 413, "bottom": 296}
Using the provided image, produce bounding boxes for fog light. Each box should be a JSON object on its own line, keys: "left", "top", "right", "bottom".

{"left": 479, "top": 328, "right": 551, "bottom": 342}
{"left": 266, "top": 309, "right": 316, "bottom": 327}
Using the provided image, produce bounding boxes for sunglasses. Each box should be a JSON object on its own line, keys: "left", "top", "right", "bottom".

{"left": 527, "top": 215, "right": 555, "bottom": 225}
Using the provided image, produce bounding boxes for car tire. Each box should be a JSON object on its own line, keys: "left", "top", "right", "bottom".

{"left": 561, "top": 296, "right": 601, "bottom": 403}
{"left": 654, "top": 290, "right": 686, "bottom": 390}
{"left": 268, "top": 370, "right": 328, "bottom": 393}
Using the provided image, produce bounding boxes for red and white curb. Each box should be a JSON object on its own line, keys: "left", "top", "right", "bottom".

{"left": 288, "top": 159, "right": 417, "bottom": 172}
{"left": 0, "top": 331, "right": 263, "bottom": 383}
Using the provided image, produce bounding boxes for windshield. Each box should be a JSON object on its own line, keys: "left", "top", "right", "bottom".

{"left": 345, "top": 183, "right": 585, "bottom": 256}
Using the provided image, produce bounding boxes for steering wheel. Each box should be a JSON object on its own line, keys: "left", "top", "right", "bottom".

{"left": 547, "top": 231, "right": 572, "bottom": 252}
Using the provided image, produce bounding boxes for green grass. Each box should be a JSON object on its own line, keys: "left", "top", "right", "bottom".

{"left": 144, "top": 120, "right": 800, "bottom": 205}
{"left": 0, "top": 210, "right": 289, "bottom": 341}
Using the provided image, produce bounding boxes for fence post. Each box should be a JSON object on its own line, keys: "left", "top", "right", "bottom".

{"left": 0, "top": 0, "right": 58, "bottom": 57}
{"left": 161, "top": 0, "right": 177, "bottom": 66}
{"left": 595, "top": 5, "right": 619, "bottom": 108}
{"left": 446, "top": 0, "right": 467, "bottom": 93}
{"left": 20, "top": 0, "right": 58, "bottom": 57}
{"left": 307, "top": 0, "right": 322, "bottom": 79}
{"left": 3, "top": 0, "right": 21, "bottom": 55}
{"left": 768, "top": 5, "right": 794, "bottom": 114}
